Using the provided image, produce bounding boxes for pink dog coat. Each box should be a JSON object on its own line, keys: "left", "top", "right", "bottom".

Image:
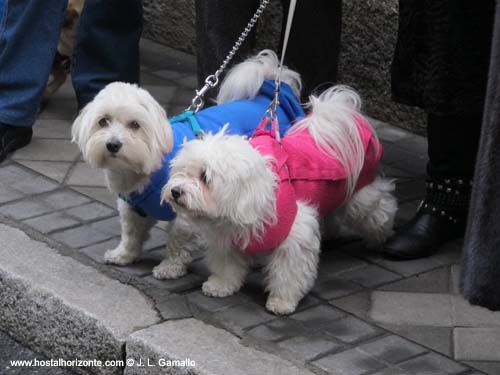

{"left": 244, "top": 115, "right": 383, "bottom": 254}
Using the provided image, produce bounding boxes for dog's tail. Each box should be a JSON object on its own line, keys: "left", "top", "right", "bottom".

{"left": 216, "top": 49, "right": 302, "bottom": 104}
{"left": 290, "top": 85, "right": 377, "bottom": 199}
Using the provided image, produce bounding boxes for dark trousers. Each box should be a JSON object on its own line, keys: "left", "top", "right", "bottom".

{"left": 72, "top": 0, "right": 143, "bottom": 109}
{"left": 392, "top": 1, "right": 494, "bottom": 180}
{"left": 195, "top": 0, "right": 342, "bottom": 100}
{"left": 427, "top": 113, "right": 482, "bottom": 179}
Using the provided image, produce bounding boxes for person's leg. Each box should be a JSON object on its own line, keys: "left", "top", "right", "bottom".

{"left": 383, "top": 114, "right": 481, "bottom": 260}
{"left": 194, "top": 0, "right": 259, "bottom": 105}
{"left": 426, "top": 114, "right": 481, "bottom": 179}
{"left": 0, "top": 0, "right": 67, "bottom": 162}
{"left": 72, "top": 0, "right": 142, "bottom": 109}
{"left": 280, "top": 0, "right": 342, "bottom": 98}
{"left": 43, "top": 0, "right": 84, "bottom": 101}
{"left": 382, "top": 0, "right": 494, "bottom": 260}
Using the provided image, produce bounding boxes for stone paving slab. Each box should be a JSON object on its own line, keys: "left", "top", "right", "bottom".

{"left": 454, "top": 328, "right": 500, "bottom": 361}
{"left": 215, "top": 302, "right": 276, "bottom": 332}
{"left": 65, "top": 201, "right": 115, "bottom": 221}
{"left": 277, "top": 335, "right": 342, "bottom": 361}
{"left": 51, "top": 223, "right": 117, "bottom": 248}
{"left": 0, "top": 164, "right": 59, "bottom": 197}
{"left": 22, "top": 211, "right": 81, "bottom": 234}
{"left": 466, "top": 361, "right": 500, "bottom": 375}
{"left": 0, "top": 223, "right": 160, "bottom": 375}
{"left": 376, "top": 124, "right": 415, "bottom": 143}
{"left": 452, "top": 295, "right": 500, "bottom": 327}
{"left": 380, "top": 324, "right": 454, "bottom": 358}
{"left": 33, "top": 118, "right": 72, "bottom": 139}
{"left": 40, "top": 189, "right": 91, "bottom": 209}
{"left": 397, "top": 352, "right": 469, "bottom": 374}
{"left": 247, "top": 318, "right": 312, "bottom": 342}
{"left": 336, "top": 264, "right": 402, "bottom": 288}
{"left": 451, "top": 264, "right": 461, "bottom": 294}
{"left": 313, "top": 348, "right": 387, "bottom": 375}
{"left": 38, "top": 98, "right": 77, "bottom": 120}
{"left": 0, "top": 200, "right": 58, "bottom": 220}
{"left": 358, "top": 335, "right": 428, "bottom": 365}
{"left": 11, "top": 139, "right": 80, "bottom": 162}
{"left": 0, "top": 188, "right": 23, "bottom": 205}
{"left": 16, "top": 160, "right": 73, "bottom": 183}
{"left": 378, "top": 267, "right": 451, "bottom": 293}
{"left": 71, "top": 186, "right": 117, "bottom": 208}
{"left": 370, "top": 291, "right": 455, "bottom": 326}
{"left": 323, "top": 315, "right": 383, "bottom": 344}
{"left": 313, "top": 275, "right": 365, "bottom": 300}
{"left": 125, "top": 318, "right": 316, "bottom": 375}
{"left": 371, "top": 291, "right": 500, "bottom": 330}
{"left": 66, "top": 162, "right": 107, "bottom": 187}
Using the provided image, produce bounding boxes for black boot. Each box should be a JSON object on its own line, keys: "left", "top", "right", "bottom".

{"left": 0, "top": 124, "right": 33, "bottom": 163}
{"left": 382, "top": 178, "right": 470, "bottom": 260}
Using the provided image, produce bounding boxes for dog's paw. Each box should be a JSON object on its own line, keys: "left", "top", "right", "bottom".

{"left": 202, "top": 276, "right": 239, "bottom": 297}
{"left": 104, "top": 247, "right": 138, "bottom": 265}
{"left": 152, "top": 261, "right": 187, "bottom": 280}
{"left": 266, "top": 296, "right": 297, "bottom": 315}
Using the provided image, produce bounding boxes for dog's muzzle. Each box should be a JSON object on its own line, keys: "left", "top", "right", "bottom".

{"left": 106, "top": 141, "right": 122, "bottom": 154}
{"left": 170, "top": 187, "right": 183, "bottom": 204}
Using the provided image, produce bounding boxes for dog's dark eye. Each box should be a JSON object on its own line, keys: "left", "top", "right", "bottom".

{"left": 200, "top": 170, "right": 209, "bottom": 185}
{"left": 98, "top": 117, "right": 109, "bottom": 127}
{"left": 128, "top": 120, "right": 140, "bottom": 130}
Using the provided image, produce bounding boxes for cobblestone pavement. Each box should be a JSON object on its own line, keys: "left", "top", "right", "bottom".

{"left": 1, "top": 39, "right": 499, "bottom": 375}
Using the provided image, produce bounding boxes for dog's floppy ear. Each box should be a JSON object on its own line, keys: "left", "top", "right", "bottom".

{"left": 71, "top": 107, "right": 85, "bottom": 145}
{"left": 230, "top": 183, "right": 270, "bottom": 226}
{"left": 71, "top": 102, "right": 93, "bottom": 159}
{"left": 219, "top": 152, "right": 277, "bottom": 228}
{"left": 136, "top": 88, "right": 171, "bottom": 154}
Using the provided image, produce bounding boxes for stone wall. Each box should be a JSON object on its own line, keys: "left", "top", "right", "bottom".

{"left": 143, "top": 0, "right": 426, "bottom": 134}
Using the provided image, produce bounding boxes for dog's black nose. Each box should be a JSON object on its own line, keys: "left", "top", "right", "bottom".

{"left": 171, "top": 187, "right": 182, "bottom": 200}
{"left": 106, "top": 141, "right": 122, "bottom": 154}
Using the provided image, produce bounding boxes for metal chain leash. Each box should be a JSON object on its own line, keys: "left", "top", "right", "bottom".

{"left": 187, "top": 0, "right": 270, "bottom": 112}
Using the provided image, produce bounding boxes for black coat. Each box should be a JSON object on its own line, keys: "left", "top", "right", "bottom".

{"left": 391, "top": 0, "right": 494, "bottom": 116}
{"left": 460, "top": 4, "right": 500, "bottom": 311}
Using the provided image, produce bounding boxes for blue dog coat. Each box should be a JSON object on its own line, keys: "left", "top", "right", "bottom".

{"left": 120, "top": 80, "right": 305, "bottom": 221}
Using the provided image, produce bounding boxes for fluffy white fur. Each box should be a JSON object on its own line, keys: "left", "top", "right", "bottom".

{"left": 71, "top": 49, "right": 300, "bottom": 280}
{"left": 163, "top": 86, "right": 397, "bottom": 315}
{"left": 217, "top": 49, "right": 301, "bottom": 104}
{"left": 291, "top": 85, "right": 374, "bottom": 199}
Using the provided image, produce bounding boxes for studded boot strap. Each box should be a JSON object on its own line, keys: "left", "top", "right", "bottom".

{"left": 419, "top": 178, "right": 471, "bottom": 224}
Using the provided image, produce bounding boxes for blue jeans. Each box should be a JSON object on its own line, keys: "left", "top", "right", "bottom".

{"left": 0, "top": 0, "right": 67, "bottom": 127}
{"left": 0, "top": 0, "right": 142, "bottom": 127}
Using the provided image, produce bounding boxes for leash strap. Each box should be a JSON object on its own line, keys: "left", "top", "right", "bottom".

{"left": 278, "top": 0, "right": 297, "bottom": 79}
{"left": 255, "top": 116, "right": 279, "bottom": 136}
{"left": 264, "top": 0, "right": 297, "bottom": 141}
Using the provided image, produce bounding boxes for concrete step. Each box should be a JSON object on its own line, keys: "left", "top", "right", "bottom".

{"left": 0, "top": 223, "right": 160, "bottom": 375}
